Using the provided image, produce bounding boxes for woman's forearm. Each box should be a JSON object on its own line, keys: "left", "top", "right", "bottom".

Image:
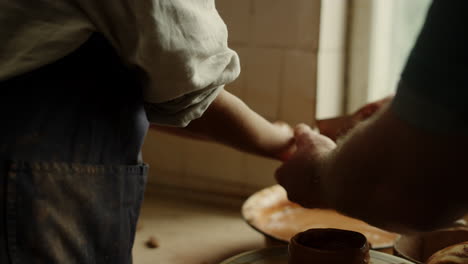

{"left": 152, "top": 89, "right": 294, "bottom": 160}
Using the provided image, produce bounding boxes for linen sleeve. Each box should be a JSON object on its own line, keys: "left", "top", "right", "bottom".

{"left": 391, "top": 0, "right": 468, "bottom": 132}
{"left": 74, "top": 0, "right": 240, "bottom": 126}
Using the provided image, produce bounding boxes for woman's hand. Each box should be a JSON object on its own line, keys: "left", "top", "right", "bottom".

{"left": 272, "top": 121, "right": 296, "bottom": 161}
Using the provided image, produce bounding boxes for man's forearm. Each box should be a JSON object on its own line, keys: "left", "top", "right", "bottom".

{"left": 320, "top": 107, "right": 468, "bottom": 232}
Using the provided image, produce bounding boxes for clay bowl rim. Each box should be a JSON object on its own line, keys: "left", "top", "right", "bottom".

{"left": 290, "top": 228, "right": 370, "bottom": 254}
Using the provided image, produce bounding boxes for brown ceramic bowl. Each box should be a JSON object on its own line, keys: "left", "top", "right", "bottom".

{"left": 393, "top": 227, "right": 468, "bottom": 263}
{"left": 288, "top": 228, "right": 370, "bottom": 264}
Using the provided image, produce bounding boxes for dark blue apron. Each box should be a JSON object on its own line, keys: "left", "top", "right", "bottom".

{"left": 0, "top": 33, "right": 149, "bottom": 263}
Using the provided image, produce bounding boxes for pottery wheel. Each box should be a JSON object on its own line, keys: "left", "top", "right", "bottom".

{"left": 220, "top": 247, "right": 414, "bottom": 264}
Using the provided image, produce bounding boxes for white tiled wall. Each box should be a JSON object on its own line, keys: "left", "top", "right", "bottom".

{"left": 143, "top": 0, "right": 347, "bottom": 197}
{"left": 244, "top": 47, "right": 283, "bottom": 119}
{"left": 316, "top": 0, "right": 348, "bottom": 119}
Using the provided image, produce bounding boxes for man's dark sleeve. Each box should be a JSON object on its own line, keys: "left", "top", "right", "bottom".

{"left": 392, "top": 0, "right": 468, "bottom": 132}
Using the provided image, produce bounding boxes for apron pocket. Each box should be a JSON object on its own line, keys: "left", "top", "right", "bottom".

{"left": 5, "top": 161, "right": 147, "bottom": 264}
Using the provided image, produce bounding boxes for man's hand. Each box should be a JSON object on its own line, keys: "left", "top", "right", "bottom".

{"left": 275, "top": 124, "right": 336, "bottom": 208}
{"left": 351, "top": 96, "right": 393, "bottom": 122}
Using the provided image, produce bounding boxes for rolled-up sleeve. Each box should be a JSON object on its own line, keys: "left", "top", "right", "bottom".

{"left": 75, "top": 0, "right": 240, "bottom": 126}
{"left": 391, "top": 0, "right": 468, "bottom": 132}
{"left": 144, "top": 85, "right": 223, "bottom": 127}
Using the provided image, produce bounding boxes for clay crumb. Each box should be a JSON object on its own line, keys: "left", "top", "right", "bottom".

{"left": 145, "top": 236, "right": 159, "bottom": 249}
{"left": 136, "top": 222, "right": 143, "bottom": 232}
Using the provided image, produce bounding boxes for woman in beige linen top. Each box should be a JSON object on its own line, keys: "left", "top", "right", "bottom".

{"left": 0, "top": 0, "right": 384, "bottom": 263}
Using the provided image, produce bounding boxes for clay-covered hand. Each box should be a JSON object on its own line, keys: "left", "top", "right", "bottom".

{"left": 351, "top": 96, "right": 393, "bottom": 123}
{"left": 275, "top": 123, "right": 336, "bottom": 208}
{"left": 317, "top": 96, "right": 393, "bottom": 141}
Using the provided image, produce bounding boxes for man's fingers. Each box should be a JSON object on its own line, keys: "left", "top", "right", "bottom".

{"left": 294, "top": 123, "right": 337, "bottom": 152}
{"left": 294, "top": 123, "right": 316, "bottom": 148}
{"left": 294, "top": 123, "right": 314, "bottom": 136}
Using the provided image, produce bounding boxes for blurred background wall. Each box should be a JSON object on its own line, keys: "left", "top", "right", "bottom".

{"left": 142, "top": 0, "right": 431, "bottom": 200}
